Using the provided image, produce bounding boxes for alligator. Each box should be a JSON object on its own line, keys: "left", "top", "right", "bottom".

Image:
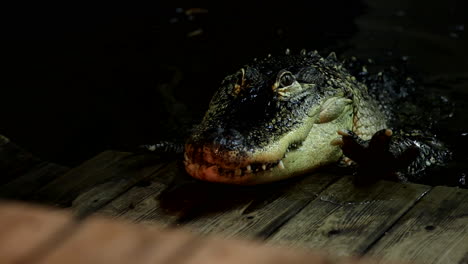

{"left": 155, "top": 50, "right": 451, "bottom": 185}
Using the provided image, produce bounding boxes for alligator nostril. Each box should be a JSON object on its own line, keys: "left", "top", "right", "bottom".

{"left": 208, "top": 128, "right": 245, "bottom": 151}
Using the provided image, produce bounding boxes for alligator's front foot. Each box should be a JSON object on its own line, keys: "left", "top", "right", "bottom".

{"left": 332, "top": 129, "right": 420, "bottom": 183}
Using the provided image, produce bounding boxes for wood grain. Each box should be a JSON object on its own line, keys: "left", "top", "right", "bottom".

{"left": 0, "top": 162, "right": 69, "bottom": 200}
{"left": 183, "top": 172, "right": 340, "bottom": 239}
{"left": 70, "top": 157, "right": 168, "bottom": 217}
{"left": 367, "top": 186, "right": 468, "bottom": 264}
{"left": 33, "top": 151, "right": 168, "bottom": 209}
{"left": 98, "top": 181, "right": 169, "bottom": 221}
{"left": 96, "top": 162, "right": 194, "bottom": 226}
{"left": 98, "top": 161, "right": 339, "bottom": 235}
{"left": 32, "top": 151, "right": 129, "bottom": 206}
{"left": 268, "top": 176, "right": 431, "bottom": 257}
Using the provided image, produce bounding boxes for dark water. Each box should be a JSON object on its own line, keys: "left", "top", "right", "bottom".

{"left": 2, "top": 3, "right": 467, "bottom": 186}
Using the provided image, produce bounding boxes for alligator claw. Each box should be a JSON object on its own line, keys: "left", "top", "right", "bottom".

{"left": 330, "top": 137, "right": 344, "bottom": 146}
{"left": 336, "top": 129, "right": 420, "bottom": 183}
{"left": 337, "top": 129, "right": 351, "bottom": 136}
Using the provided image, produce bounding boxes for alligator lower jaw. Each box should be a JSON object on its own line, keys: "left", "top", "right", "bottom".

{"left": 183, "top": 141, "right": 299, "bottom": 184}
{"left": 184, "top": 156, "right": 287, "bottom": 184}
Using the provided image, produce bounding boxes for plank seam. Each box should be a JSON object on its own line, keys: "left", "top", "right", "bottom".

{"left": 359, "top": 185, "right": 434, "bottom": 256}
{"left": 75, "top": 162, "right": 172, "bottom": 219}
{"left": 258, "top": 174, "right": 344, "bottom": 240}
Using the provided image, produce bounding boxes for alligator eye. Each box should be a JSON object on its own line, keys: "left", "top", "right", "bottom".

{"left": 279, "top": 72, "right": 295, "bottom": 87}
{"left": 273, "top": 70, "right": 303, "bottom": 99}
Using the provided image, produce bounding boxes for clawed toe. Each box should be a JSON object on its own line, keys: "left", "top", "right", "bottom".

{"left": 334, "top": 128, "right": 406, "bottom": 181}
{"left": 369, "top": 129, "right": 393, "bottom": 151}
{"left": 330, "top": 137, "right": 344, "bottom": 146}
{"left": 337, "top": 129, "right": 351, "bottom": 137}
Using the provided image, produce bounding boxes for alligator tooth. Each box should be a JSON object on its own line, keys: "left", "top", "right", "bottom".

{"left": 235, "top": 168, "right": 242, "bottom": 176}
{"left": 184, "top": 152, "right": 189, "bottom": 161}
{"left": 262, "top": 164, "right": 267, "bottom": 171}
{"left": 278, "top": 160, "right": 285, "bottom": 170}
{"left": 246, "top": 165, "right": 252, "bottom": 173}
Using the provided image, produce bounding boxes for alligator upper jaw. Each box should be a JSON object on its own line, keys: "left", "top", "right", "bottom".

{"left": 184, "top": 111, "right": 322, "bottom": 184}
{"left": 183, "top": 138, "right": 307, "bottom": 184}
{"left": 184, "top": 149, "right": 287, "bottom": 184}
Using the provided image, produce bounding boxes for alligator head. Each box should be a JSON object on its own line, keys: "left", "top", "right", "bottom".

{"left": 184, "top": 51, "right": 360, "bottom": 184}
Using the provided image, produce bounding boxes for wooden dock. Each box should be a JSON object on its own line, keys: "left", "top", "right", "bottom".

{"left": 1, "top": 135, "right": 467, "bottom": 263}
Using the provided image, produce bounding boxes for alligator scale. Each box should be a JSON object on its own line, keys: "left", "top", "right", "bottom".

{"left": 183, "top": 50, "right": 449, "bottom": 184}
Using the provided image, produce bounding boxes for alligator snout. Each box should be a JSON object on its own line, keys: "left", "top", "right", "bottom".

{"left": 204, "top": 127, "right": 246, "bottom": 151}
{"left": 185, "top": 127, "right": 250, "bottom": 169}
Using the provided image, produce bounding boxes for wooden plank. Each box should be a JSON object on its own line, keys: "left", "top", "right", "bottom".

{"left": 0, "top": 162, "right": 69, "bottom": 200}
{"left": 70, "top": 159, "right": 168, "bottom": 217}
{"left": 96, "top": 162, "right": 191, "bottom": 226}
{"left": 0, "top": 201, "right": 73, "bottom": 264}
{"left": 184, "top": 237, "right": 337, "bottom": 264}
{"left": 32, "top": 151, "right": 166, "bottom": 208}
{"left": 98, "top": 180, "right": 171, "bottom": 222}
{"left": 98, "top": 162, "right": 339, "bottom": 233}
{"left": 183, "top": 172, "right": 340, "bottom": 239}
{"left": 0, "top": 135, "right": 42, "bottom": 186}
{"left": 32, "top": 151, "right": 128, "bottom": 206}
{"left": 0, "top": 134, "right": 69, "bottom": 201}
{"left": 367, "top": 186, "right": 468, "bottom": 264}
{"left": 268, "top": 176, "right": 431, "bottom": 257}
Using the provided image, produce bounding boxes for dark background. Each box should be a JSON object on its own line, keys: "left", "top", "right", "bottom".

{"left": 2, "top": 2, "right": 467, "bottom": 175}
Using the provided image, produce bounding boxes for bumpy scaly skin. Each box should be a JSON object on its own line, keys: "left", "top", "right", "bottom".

{"left": 183, "top": 50, "right": 449, "bottom": 184}
{"left": 336, "top": 128, "right": 450, "bottom": 183}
